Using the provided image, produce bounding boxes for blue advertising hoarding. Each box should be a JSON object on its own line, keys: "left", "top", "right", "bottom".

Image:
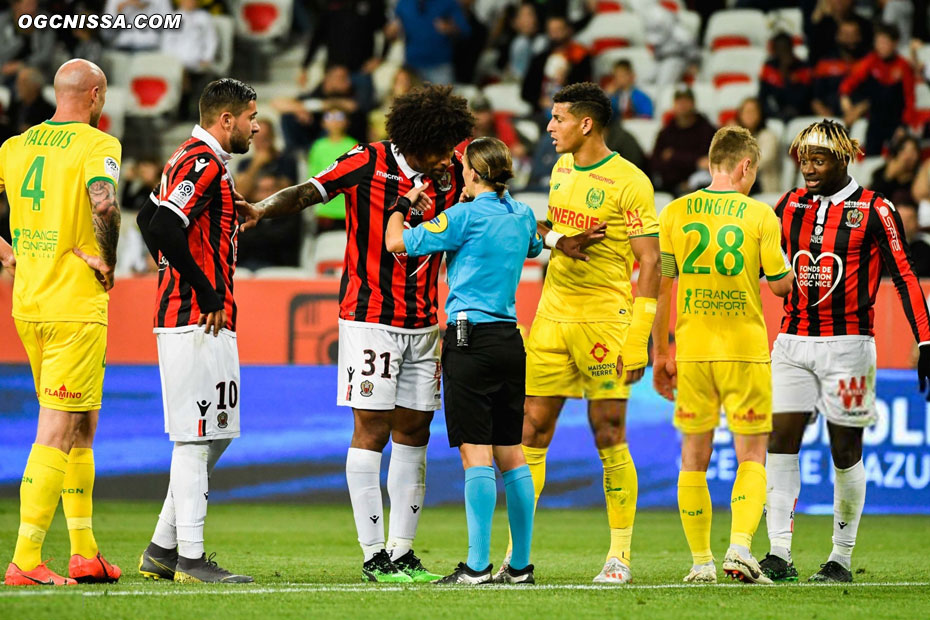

{"left": 0, "top": 365, "right": 927, "bottom": 513}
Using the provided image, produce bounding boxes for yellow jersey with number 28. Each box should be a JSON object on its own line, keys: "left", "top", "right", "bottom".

{"left": 0, "top": 121, "right": 121, "bottom": 325}
{"left": 537, "top": 152, "right": 658, "bottom": 323}
{"left": 659, "top": 189, "right": 790, "bottom": 363}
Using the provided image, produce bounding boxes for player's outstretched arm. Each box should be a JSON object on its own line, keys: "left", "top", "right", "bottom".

{"left": 536, "top": 219, "right": 607, "bottom": 261}
{"left": 235, "top": 181, "right": 324, "bottom": 231}
{"left": 78, "top": 179, "right": 121, "bottom": 290}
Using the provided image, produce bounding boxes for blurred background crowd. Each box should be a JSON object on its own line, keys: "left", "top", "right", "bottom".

{"left": 1, "top": 0, "right": 930, "bottom": 279}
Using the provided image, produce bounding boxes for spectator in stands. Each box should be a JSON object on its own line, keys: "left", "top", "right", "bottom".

{"left": 521, "top": 14, "right": 591, "bottom": 114}
{"left": 732, "top": 97, "right": 781, "bottom": 195}
{"left": 452, "top": 0, "right": 489, "bottom": 84}
{"left": 0, "top": 0, "right": 56, "bottom": 84}
{"left": 840, "top": 23, "right": 915, "bottom": 156}
{"left": 605, "top": 60, "right": 653, "bottom": 120}
{"left": 811, "top": 19, "right": 865, "bottom": 117}
{"left": 500, "top": 2, "right": 547, "bottom": 81}
{"left": 650, "top": 87, "right": 715, "bottom": 195}
{"left": 307, "top": 107, "right": 358, "bottom": 232}
{"left": 103, "top": 0, "right": 173, "bottom": 52}
{"left": 368, "top": 66, "right": 421, "bottom": 142}
{"left": 760, "top": 32, "right": 813, "bottom": 122}
{"left": 162, "top": 0, "right": 218, "bottom": 121}
{"left": 120, "top": 157, "right": 163, "bottom": 212}
{"left": 276, "top": 64, "right": 370, "bottom": 155}
{"left": 9, "top": 66, "right": 53, "bottom": 134}
{"left": 389, "top": 0, "right": 471, "bottom": 85}
{"left": 870, "top": 133, "right": 921, "bottom": 202}
{"left": 804, "top": 0, "right": 872, "bottom": 63}
{"left": 299, "top": 0, "right": 387, "bottom": 87}
{"left": 631, "top": 0, "right": 699, "bottom": 86}
{"left": 605, "top": 120, "right": 647, "bottom": 175}
{"left": 880, "top": 0, "right": 913, "bottom": 51}
{"left": 912, "top": 152, "right": 930, "bottom": 208}
{"left": 236, "top": 172, "right": 303, "bottom": 270}
{"left": 236, "top": 119, "right": 298, "bottom": 203}
{"left": 889, "top": 193, "right": 930, "bottom": 277}
{"left": 466, "top": 94, "right": 525, "bottom": 159}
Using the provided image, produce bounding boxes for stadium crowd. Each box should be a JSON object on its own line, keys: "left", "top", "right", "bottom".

{"left": 2, "top": 0, "right": 930, "bottom": 276}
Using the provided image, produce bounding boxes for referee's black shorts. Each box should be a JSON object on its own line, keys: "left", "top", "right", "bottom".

{"left": 441, "top": 322, "right": 526, "bottom": 448}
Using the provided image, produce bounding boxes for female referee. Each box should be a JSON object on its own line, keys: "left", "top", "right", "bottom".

{"left": 385, "top": 137, "right": 543, "bottom": 585}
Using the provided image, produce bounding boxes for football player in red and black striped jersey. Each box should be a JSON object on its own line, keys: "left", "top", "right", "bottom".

{"left": 236, "top": 85, "right": 475, "bottom": 582}
{"left": 136, "top": 79, "right": 259, "bottom": 584}
{"left": 761, "top": 120, "right": 930, "bottom": 584}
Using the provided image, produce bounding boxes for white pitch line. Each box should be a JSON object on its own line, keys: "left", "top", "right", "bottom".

{"left": 0, "top": 582, "right": 926, "bottom": 598}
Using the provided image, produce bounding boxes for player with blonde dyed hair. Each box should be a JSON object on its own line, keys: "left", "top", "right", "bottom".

{"left": 654, "top": 126, "right": 794, "bottom": 584}
{"left": 761, "top": 119, "right": 930, "bottom": 583}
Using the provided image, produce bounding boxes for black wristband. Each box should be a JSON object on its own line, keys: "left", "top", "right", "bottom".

{"left": 387, "top": 196, "right": 412, "bottom": 218}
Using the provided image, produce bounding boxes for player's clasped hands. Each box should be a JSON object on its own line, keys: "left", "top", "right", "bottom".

{"left": 557, "top": 221, "right": 607, "bottom": 261}
{"left": 72, "top": 247, "right": 114, "bottom": 291}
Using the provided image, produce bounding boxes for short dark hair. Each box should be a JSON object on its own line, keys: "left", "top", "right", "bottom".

{"left": 199, "top": 78, "right": 257, "bottom": 126}
{"left": 875, "top": 22, "right": 900, "bottom": 42}
{"left": 552, "top": 82, "right": 612, "bottom": 129}
{"left": 386, "top": 84, "right": 475, "bottom": 158}
{"left": 613, "top": 59, "right": 633, "bottom": 72}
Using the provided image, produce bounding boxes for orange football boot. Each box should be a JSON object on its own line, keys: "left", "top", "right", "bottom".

{"left": 69, "top": 552, "right": 122, "bottom": 584}
{"left": 5, "top": 561, "right": 77, "bottom": 586}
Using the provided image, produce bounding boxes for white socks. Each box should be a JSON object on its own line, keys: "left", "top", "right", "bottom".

{"left": 765, "top": 452, "right": 800, "bottom": 562}
{"left": 347, "top": 443, "right": 429, "bottom": 562}
{"left": 829, "top": 460, "right": 865, "bottom": 570}
{"left": 154, "top": 439, "right": 231, "bottom": 557}
{"left": 386, "top": 443, "right": 427, "bottom": 560}
{"left": 346, "top": 447, "right": 385, "bottom": 562}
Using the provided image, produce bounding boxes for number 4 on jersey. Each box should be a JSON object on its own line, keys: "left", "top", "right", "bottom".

{"left": 21, "top": 156, "right": 46, "bottom": 211}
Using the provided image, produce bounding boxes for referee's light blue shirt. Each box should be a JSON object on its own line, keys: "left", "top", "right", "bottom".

{"left": 403, "top": 190, "right": 543, "bottom": 324}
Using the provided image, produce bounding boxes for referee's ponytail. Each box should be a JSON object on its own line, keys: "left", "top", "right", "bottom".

{"left": 464, "top": 137, "right": 514, "bottom": 198}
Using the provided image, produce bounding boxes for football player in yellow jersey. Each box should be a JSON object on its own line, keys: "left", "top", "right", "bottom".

{"left": 498, "top": 83, "right": 660, "bottom": 584}
{"left": 652, "top": 126, "right": 794, "bottom": 585}
{"left": 0, "top": 60, "right": 122, "bottom": 586}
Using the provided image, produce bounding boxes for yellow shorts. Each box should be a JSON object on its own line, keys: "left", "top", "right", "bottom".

{"left": 526, "top": 316, "right": 631, "bottom": 400}
{"left": 674, "top": 361, "right": 772, "bottom": 435}
{"left": 15, "top": 320, "right": 107, "bottom": 412}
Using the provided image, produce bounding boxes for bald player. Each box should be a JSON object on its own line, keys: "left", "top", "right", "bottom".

{"left": 0, "top": 59, "right": 123, "bottom": 586}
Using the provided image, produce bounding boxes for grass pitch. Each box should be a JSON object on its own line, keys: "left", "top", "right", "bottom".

{"left": 0, "top": 500, "right": 926, "bottom": 619}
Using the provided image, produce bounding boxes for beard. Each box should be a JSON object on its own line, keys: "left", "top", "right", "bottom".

{"left": 230, "top": 126, "right": 253, "bottom": 154}
{"left": 89, "top": 108, "right": 102, "bottom": 128}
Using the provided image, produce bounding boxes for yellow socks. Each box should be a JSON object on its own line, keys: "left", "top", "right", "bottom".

{"left": 62, "top": 448, "right": 98, "bottom": 559}
{"left": 730, "top": 461, "right": 767, "bottom": 550}
{"left": 13, "top": 444, "right": 69, "bottom": 571}
{"left": 599, "top": 443, "right": 637, "bottom": 565}
{"left": 506, "top": 445, "right": 548, "bottom": 556}
{"left": 678, "top": 471, "right": 713, "bottom": 565}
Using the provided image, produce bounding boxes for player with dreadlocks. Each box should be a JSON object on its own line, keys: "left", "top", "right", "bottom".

{"left": 236, "top": 85, "right": 474, "bottom": 583}
{"left": 761, "top": 119, "right": 930, "bottom": 583}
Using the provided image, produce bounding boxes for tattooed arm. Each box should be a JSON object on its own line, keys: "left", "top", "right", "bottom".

{"left": 75, "top": 179, "right": 121, "bottom": 290}
{"left": 236, "top": 180, "right": 323, "bottom": 231}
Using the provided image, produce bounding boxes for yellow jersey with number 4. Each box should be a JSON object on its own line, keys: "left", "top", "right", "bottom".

{"left": 0, "top": 121, "right": 121, "bottom": 324}
{"left": 538, "top": 152, "right": 658, "bottom": 323}
{"left": 659, "top": 189, "right": 790, "bottom": 362}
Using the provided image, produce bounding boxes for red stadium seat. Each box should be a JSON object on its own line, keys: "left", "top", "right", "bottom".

{"left": 703, "top": 48, "right": 766, "bottom": 91}
{"left": 236, "top": 0, "right": 292, "bottom": 41}
{"left": 125, "top": 54, "right": 183, "bottom": 118}
{"left": 576, "top": 13, "right": 645, "bottom": 51}
{"left": 595, "top": 1, "right": 623, "bottom": 12}
{"left": 704, "top": 9, "right": 768, "bottom": 50}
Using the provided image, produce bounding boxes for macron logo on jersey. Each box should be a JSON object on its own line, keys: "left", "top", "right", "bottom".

{"left": 376, "top": 169, "right": 403, "bottom": 182}
{"left": 194, "top": 157, "right": 209, "bottom": 173}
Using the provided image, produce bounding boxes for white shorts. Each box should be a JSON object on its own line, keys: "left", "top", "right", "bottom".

{"left": 156, "top": 327, "right": 241, "bottom": 442}
{"left": 771, "top": 334, "right": 877, "bottom": 427}
{"left": 337, "top": 319, "right": 441, "bottom": 411}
